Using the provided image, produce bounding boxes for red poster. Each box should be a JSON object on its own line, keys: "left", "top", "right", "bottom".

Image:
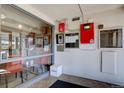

{"left": 58, "top": 22, "right": 65, "bottom": 32}
{"left": 80, "top": 23, "right": 94, "bottom": 44}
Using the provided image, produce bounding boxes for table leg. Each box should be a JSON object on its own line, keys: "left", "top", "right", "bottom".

{"left": 0, "top": 75, "right": 1, "bottom": 82}
{"left": 32, "top": 66, "right": 35, "bottom": 72}
{"left": 26, "top": 69, "right": 28, "bottom": 80}
{"left": 15, "top": 72, "right": 18, "bottom": 78}
{"left": 5, "top": 74, "right": 8, "bottom": 88}
{"left": 20, "top": 71, "right": 23, "bottom": 83}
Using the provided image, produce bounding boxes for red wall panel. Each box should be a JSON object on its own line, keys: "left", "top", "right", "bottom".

{"left": 80, "top": 23, "right": 94, "bottom": 44}
{"left": 58, "top": 22, "right": 65, "bottom": 32}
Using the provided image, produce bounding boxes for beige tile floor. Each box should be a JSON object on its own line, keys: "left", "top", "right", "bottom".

{"left": 30, "top": 74, "right": 117, "bottom": 88}
{"left": 0, "top": 73, "right": 37, "bottom": 88}
{"left": 1, "top": 72, "right": 121, "bottom": 88}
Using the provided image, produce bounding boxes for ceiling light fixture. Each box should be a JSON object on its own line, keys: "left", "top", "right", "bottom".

{"left": 18, "top": 24, "right": 23, "bottom": 29}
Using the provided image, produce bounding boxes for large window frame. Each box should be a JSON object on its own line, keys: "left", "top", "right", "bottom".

{"left": 0, "top": 4, "right": 54, "bottom": 65}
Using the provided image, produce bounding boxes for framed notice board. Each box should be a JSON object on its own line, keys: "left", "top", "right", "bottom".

{"left": 65, "top": 33, "right": 79, "bottom": 48}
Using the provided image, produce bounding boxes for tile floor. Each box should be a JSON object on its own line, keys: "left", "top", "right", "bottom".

{"left": 29, "top": 73, "right": 118, "bottom": 88}
{"left": 0, "top": 72, "right": 37, "bottom": 88}
{"left": 2, "top": 72, "right": 122, "bottom": 88}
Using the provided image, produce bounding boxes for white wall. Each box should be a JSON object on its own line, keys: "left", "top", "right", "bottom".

{"left": 55, "top": 8, "right": 124, "bottom": 86}
{"left": 16, "top": 4, "right": 124, "bottom": 85}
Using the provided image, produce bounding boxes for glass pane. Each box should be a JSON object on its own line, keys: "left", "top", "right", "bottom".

{"left": 0, "top": 5, "right": 53, "bottom": 88}
{"left": 0, "top": 55, "right": 52, "bottom": 87}
{"left": 100, "top": 29, "right": 122, "bottom": 48}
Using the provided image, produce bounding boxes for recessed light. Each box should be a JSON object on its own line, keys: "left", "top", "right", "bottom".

{"left": 0, "top": 14, "right": 6, "bottom": 19}
{"left": 18, "top": 24, "right": 23, "bottom": 29}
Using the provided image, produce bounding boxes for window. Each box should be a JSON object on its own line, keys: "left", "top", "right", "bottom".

{"left": 0, "top": 5, "right": 53, "bottom": 87}
{"left": 100, "top": 29, "right": 122, "bottom": 48}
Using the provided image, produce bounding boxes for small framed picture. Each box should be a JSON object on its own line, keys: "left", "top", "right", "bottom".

{"left": 56, "top": 34, "right": 64, "bottom": 44}
{"left": 36, "top": 37, "right": 43, "bottom": 47}
{"left": 0, "top": 51, "right": 8, "bottom": 60}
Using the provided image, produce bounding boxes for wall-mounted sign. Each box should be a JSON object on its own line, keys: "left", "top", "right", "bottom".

{"left": 56, "top": 34, "right": 64, "bottom": 44}
{"left": 65, "top": 33, "right": 79, "bottom": 48}
{"left": 58, "top": 22, "right": 65, "bottom": 32}
{"left": 80, "top": 23, "right": 95, "bottom": 49}
{"left": 56, "top": 33, "right": 64, "bottom": 51}
{"left": 80, "top": 23, "right": 94, "bottom": 44}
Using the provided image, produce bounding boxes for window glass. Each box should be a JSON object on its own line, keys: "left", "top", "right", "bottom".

{"left": 100, "top": 29, "right": 122, "bottom": 48}
{"left": 0, "top": 5, "right": 53, "bottom": 88}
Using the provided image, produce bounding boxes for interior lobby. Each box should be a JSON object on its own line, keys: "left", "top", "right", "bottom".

{"left": 0, "top": 4, "right": 124, "bottom": 88}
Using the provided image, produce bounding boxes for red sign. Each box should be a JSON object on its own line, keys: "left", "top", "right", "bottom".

{"left": 58, "top": 22, "right": 65, "bottom": 32}
{"left": 80, "top": 23, "right": 94, "bottom": 44}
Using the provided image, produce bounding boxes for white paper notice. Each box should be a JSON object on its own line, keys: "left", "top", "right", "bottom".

{"left": 71, "top": 36, "right": 75, "bottom": 43}
{"left": 44, "top": 46, "right": 49, "bottom": 52}
{"left": 75, "top": 36, "right": 78, "bottom": 39}
{"left": 65, "top": 34, "right": 79, "bottom": 43}
{"left": 66, "top": 36, "right": 70, "bottom": 43}
{"left": 69, "top": 37, "right": 72, "bottom": 43}
{"left": 65, "top": 36, "right": 68, "bottom": 43}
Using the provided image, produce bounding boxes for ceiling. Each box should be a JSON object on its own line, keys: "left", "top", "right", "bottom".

{"left": 30, "top": 4, "right": 123, "bottom": 21}
{"left": 1, "top": 5, "right": 49, "bottom": 33}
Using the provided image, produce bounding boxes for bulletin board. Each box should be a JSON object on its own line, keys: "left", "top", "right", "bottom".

{"left": 65, "top": 33, "right": 79, "bottom": 48}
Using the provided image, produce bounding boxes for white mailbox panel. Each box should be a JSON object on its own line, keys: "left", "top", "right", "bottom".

{"left": 102, "top": 51, "right": 117, "bottom": 74}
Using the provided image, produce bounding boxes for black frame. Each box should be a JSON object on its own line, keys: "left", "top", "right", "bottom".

{"left": 56, "top": 33, "right": 64, "bottom": 44}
